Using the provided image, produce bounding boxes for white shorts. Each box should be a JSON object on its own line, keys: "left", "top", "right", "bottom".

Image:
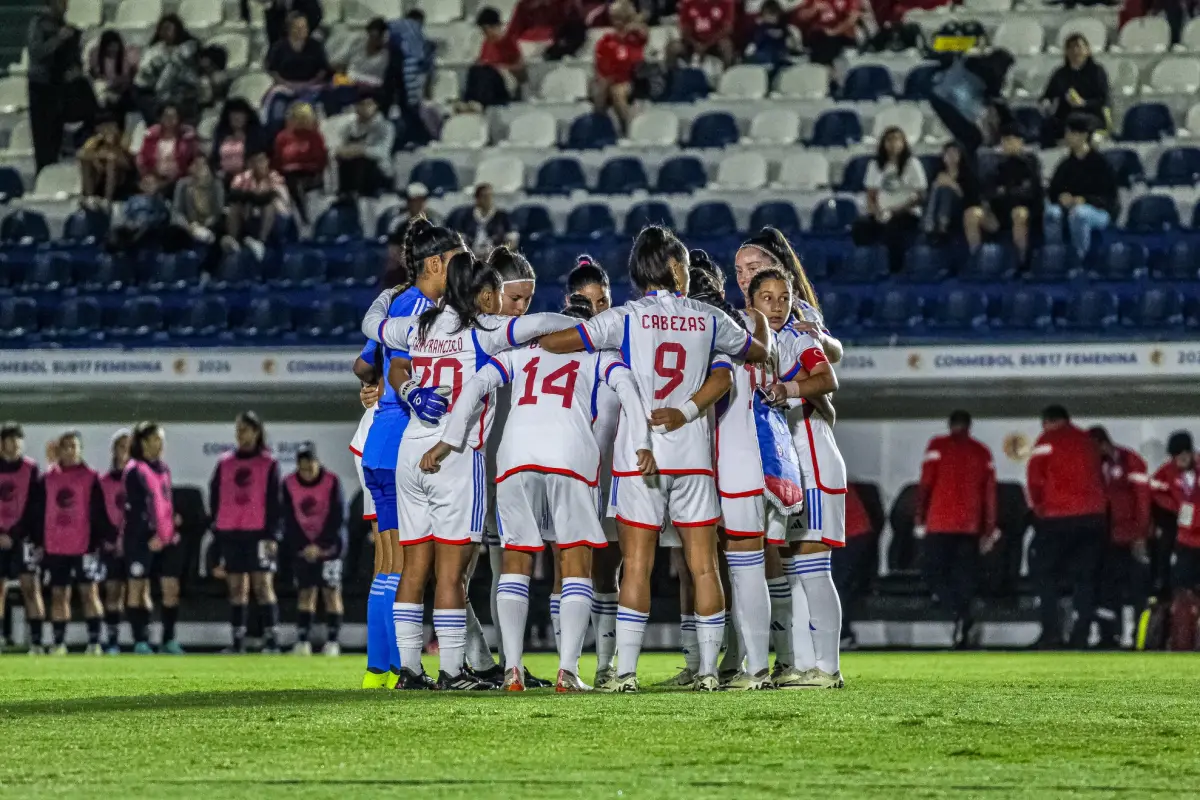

{"left": 498, "top": 471, "right": 606, "bottom": 551}
{"left": 721, "top": 493, "right": 766, "bottom": 539}
{"left": 794, "top": 488, "right": 846, "bottom": 547}
{"left": 396, "top": 437, "right": 487, "bottom": 546}
{"left": 611, "top": 472, "right": 721, "bottom": 533}
{"left": 353, "top": 453, "right": 376, "bottom": 520}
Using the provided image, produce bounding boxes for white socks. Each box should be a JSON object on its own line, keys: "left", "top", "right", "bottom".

{"left": 591, "top": 592, "right": 618, "bottom": 672}
{"left": 558, "top": 578, "right": 593, "bottom": 675}
{"left": 432, "top": 608, "right": 467, "bottom": 678}
{"left": 393, "top": 602, "right": 424, "bottom": 675}
{"left": 788, "top": 560, "right": 817, "bottom": 671}
{"left": 465, "top": 602, "right": 494, "bottom": 671}
{"left": 726, "top": 549, "right": 770, "bottom": 675}
{"left": 615, "top": 606, "right": 648, "bottom": 677}
{"left": 718, "top": 617, "right": 743, "bottom": 674}
{"left": 488, "top": 546, "right": 504, "bottom": 664}
{"left": 496, "top": 574, "right": 531, "bottom": 672}
{"left": 680, "top": 613, "right": 700, "bottom": 672}
{"left": 549, "top": 593, "right": 562, "bottom": 654}
{"left": 768, "top": 571, "right": 794, "bottom": 667}
{"left": 695, "top": 611, "right": 726, "bottom": 677}
{"left": 792, "top": 551, "right": 840, "bottom": 675}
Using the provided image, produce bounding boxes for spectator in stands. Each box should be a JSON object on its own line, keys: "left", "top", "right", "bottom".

{"left": 134, "top": 14, "right": 201, "bottom": 124}
{"left": 461, "top": 7, "right": 527, "bottom": 111}
{"left": 668, "top": 0, "right": 737, "bottom": 68}
{"left": 267, "top": 12, "right": 332, "bottom": 91}
{"left": 108, "top": 173, "right": 172, "bottom": 257}
{"left": 386, "top": 182, "right": 437, "bottom": 241}
{"left": 923, "top": 142, "right": 980, "bottom": 245}
{"left": 137, "top": 103, "right": 198, "bottom": 193}
{"left": 1026, "top": 404, "right": 1108, "bottom": 649}
{"left": 274, "top": 102, "right": 327, "bottom": 223}
{"left": 332, "top": 91, "right": 394, "bottom": 200}
{"left": 333, "top": 18, "right": 392, "bottom": 91}
{"left": 212, "top": 98, "right": 267, "bottom": 186}
{"left": 253, "top": 0, "right": 324, "bottom": 48}
{"left": 388, "top": 10, "right": 436, "bottom": 147}
{"left": 26, "top": 0, "right": 85, "bottom": 172}
{"left": 852, "top": 126, "right": 927, "bottom": 273}
{"left": 460, "top": 183, "right": 517, "bottom": 258}
{"left": 89, "top": 30, "right": 140, "bottom": 115}
{"left": 833, "top": 483, "right": 875, "bottom": 650}
{"left": 172, "top": 157, "right": 225, "bottom": 256}
{"left": 1044, "top": 114, "right": 1118, "bottom": 261}
{"left": 226, "top": 150, "right": 292, "bottom": 261}
{"left": 745, "top": 1, "right": 799, "bottom": 70}
{"left": 966, "top": 123, "right": 1042, "bottom": 265}
{"left": 1040, "top": 34, "right": 1110, "bottom": 146}
{"left": 793, "top": 0, "right": 861, "bottom": 68}
{"left": 1089, "top": 426, "right": 1151, "bottom": 649}
{"left": 592, "top": 1, "right": 648, "bottom": 133}
{"left": 79, "top": 113, "right": 136, "bottom": 211}
{"left": 1152, "top": 432, "right": 1197, "bottom": 593}
{"left": 916, "top": 410, "right": 999, "bottom": 648}
{"left": 197, "top": 44, "right": 231, "bottom": 113}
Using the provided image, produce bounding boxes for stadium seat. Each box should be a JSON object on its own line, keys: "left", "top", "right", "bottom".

{"left": 837, "top": 246, "right": 888, "bottom": 283}
{"left": 685, "top": 202, "right": 738, "bottom": 238}
{"left": 810, "top": 197, "right": 858, "bottom": 234}
{"left": 31, "top": 163, "right": 80, "bottom": 199}
{"left": 211, "top": 250, "right": 262, "bottom": 290}
{"left": 1128, "top": 288, "right": 1185, "bottom": 329}
{"left": 747, "top": 109, "right": 800, "bottom": 145}
{"left": 1116, "top": 16, "right": 1171, "bottom": 54}
{"left": 1028, "top": 244, "right": 1072, "bottom": 282}
{"left": 474, "top": 155, "right": 525, "bottom": 194}
{"left": 1159, "top": 239, "right": 1200, "bottom": 279}
{"left": 276, "top": 251, "right": 329, "bottom": 288}
{"left": 510, "top": 204, "right": 555, "bottom": 240}
{"left": 345, "top": 0, "right": 402, "bottom": 24}
{"left": 1154, "top": 147, "right": 1200, "bottom": 186}
{"left": 305, "top": 296, "right": 358, "bottom": 340}
{"left": 688, "top": 112, "right": 740, "bottom": 148}
{"left": 1184, "top": 17, "right": 1200, "bottom": 52}
{"left": 172, "top": 296, "right": 229, "bottom": 338}
{"left": 775, "top": 152, "right": 830, "bottom": 191}
{"left": 934, "top": 289, "right": 988, "bottom": 331}
{"left": 2, "top": 119, "right": 33, "bottom": 160}
{"left": 65, "top": 0, "right": 102, "bottom": 28}
{"left": 871, "top": 105, "right": 923, "bottom": 144}
{"left": 413, "top": 0, "right": 463, "bottom": 24}
{"left": 532, "top": 157, "right": 587, "bottom": 195}
{"left": 869, "top": 288, "right": 924, "bottom": 329}
{"left": 1149, "top": 58, "right": 1200, "bottom": 94}
{"left": 627, "top": 108, "right": 679, "bottom": 147}
{"left": 838, "top": 155, "right": 871, "bottom": 192}
{"left": 61, "top": 209, "right": 108, "bottom": 244}
{"left": 78, "top": 254, "right": 131, "bottom": 292}
{"left": 408, "top": 159, "right": 459, "bottom": 196}
{"left": 51, "top": 297, "right": 103, "bottom": 342}
{"left": 539, "top": 66, "right": 589, "bottom": 102}
{"left": 625, "top": 201, "right": 676, "bottom": 236}
{"left": 774, "top": 63, "right": 829, "bottom": 100}
{"left": 959, "top": 244, "right": 1016, "bottom": 282}
{"left": 807, "top": 110, "right": 863, "bottom": 147}
{"left": 1125, "top": 194, "right": 1180, "bottom": 232}
{"left": 0, "top": 210, "right": 50, "bottom": 244}
{"left": 713, "top": 152, "right": 767, "bottom": 191}
{"left": 1055, "top": 17, "right": 1108, "bottom": 51}
{"left": 429, "top": 70, "right": 461, "bottom": 104}
{"left": 902, "top": 63, "right": 940, "bottom": 101}
{"left": 375, "top": 206, "right": 403, "bottom": 240}
{"left": 0, "top": 77, "right": 28, "bottom": 113}
{"left": 1094, "top": 241, "right": 1148, "bottom": 280}
{"left": 240, "top": 297, "right": 294, "bottom": 341}
{"left": 819, "top": 290, "right": 861, "bottom": 333}
{"left": 114, "top": 297, "right": 166, "bottom": 340}
{"left": 664, "top": 67, "right": 710, "bottom": 102}
{"left": 1120, "top": 103, "right": 1175, "bottom": 141}
{"left": 178, "top": 0, "right": 223, "bottom": 31}
{"left": 313, "top": 203, "right": 364, "bottom": 241}
{"left": 1102, "top": 148, "right": 1145, "bottom": 188}
{"left": 566, "top": 113, "right": 618, "bottom": 150}
{"left": 749, "top": 202, "right": 802, "bottom": 239}
{"left": 655, "top": 156, "right": 707, "bottom": 194}
{"left": 502, "top": 110, "right": 556, "bottom": 148}
{"left": 22, "top": 253, "right": 71, "bottom": 291}
{"left": 0, "top": 168, "right": 23, "bottom": 204}
{"left": 209, "top": 33, "right": 250, "bottom": 71}
{"left": 595, "top": 157, "right": 650, "bottom": 195}
{"left": 995, "top": 288, "right": 1053, "bottom": 331}
{"left": 993, "top": 19, "right": 1044, "bottom": 56}
{"left": 1060, "top": 289, "right": 1118, "bottom": 330}
{"left": 716, "top": 65, "right": 769, "bottom": 99}
{"left": 434, "top": 114, "right": 489, "bottom": 149}
{"left": 900, "top": 245, "right": 949, "bottom": 283}
{"left": 839, "top": 65, "right": 894, "bottom": 101}
{"left": 145, "top": 252, "right": 201, "bottom": 292}
{"left": 0, "top": 297, "right": 38, "bottom": 341}
{"left": 229, "top": 71, "right": 272, "bottom": 106}
{"left": 566, "top": 203, "right": 617, "bottom": 238}
{"left": 330, "top": 249, "right": 376, "bottom": 287}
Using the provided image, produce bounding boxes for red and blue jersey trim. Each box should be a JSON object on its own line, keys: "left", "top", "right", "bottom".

{"left": 577, "top": 323, "right": 596, "bottom": 353}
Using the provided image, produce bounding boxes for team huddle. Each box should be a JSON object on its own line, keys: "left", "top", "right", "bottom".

{"left": 352, "top": 219, "right": 849, "bottom": 693}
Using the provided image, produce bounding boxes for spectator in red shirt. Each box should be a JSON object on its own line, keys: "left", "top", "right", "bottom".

{"left": 136, "top": 102, "right": 197, "bottom": 192}
{"left": 273, "top": 101, "right": 327, "bottom": 223}
{"left": 832, "top": 482, "right": 876, "bottom": 649}
{"left": 1089, "top": 426, "right": 1151, "bottom": 648}
{"left": 915, "top": 410, "right": 998, "bottom": 647}
{"left": 668, "top": 0, "right": 737, "bottom": 69}
{"left": 462, "top": 7, "right": 527, "bottom": 111}
{"left": 1151, "top": 431, "right": 1200, "bottom": 593}
{"left": 1026, "top": 404, "right": 1107, "bottom": 648}
{"left": 591, "top": 1, "right": 647, "bottom": 133}
{"left": 793, "top": 0, "right": 861, "bottom": 67}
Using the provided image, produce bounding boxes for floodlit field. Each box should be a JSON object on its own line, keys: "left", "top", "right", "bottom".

{"left": 2, "top": 652, "right": 1199, "bottom": 798}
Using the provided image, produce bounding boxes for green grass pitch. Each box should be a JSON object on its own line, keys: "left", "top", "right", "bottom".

{"left": 2, "top": 652, "right": 1199, "bottom": 798}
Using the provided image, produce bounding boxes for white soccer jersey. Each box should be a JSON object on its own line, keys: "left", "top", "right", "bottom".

{"left": 578, "top": 291, "right": 755, "bottom": 476}
{"left": 779, "top": 322, "right": 845, "bottom": 494}
{"left": 714, "top": 315, "right": 770, "bottom": 499}
{"left": 349, "top": 404, "right": 376, "bottom": 458}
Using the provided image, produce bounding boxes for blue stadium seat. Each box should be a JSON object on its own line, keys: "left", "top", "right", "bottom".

{"left": 918, "top": 154, "right": 942, "bottom": 186}
{"left": 0, "top": 167, "right": 23, "bottom": 203}
{"left": 330, "top": 249, "right": 377, "bottom": 287}
{"left": 685, "top": 202, "right": 737, "bottom": 238}
{"left": 375, "top": 206, "right": 404, "bottom": 240}
{"left": 1093, "top": 241, "right": 1148, "bottom": 280}
{"left": 665, "top": 67, "right": 710, "bottom": 102}
{"left": 807, "top": 110, "right": 863, "bottom": 147}
{"left": 1155, "top": 147, "right": 1200, "bottom": 187}
{"left": 1011, "top": 107, "right": 1045, "bottom": 144}
{"left": 1060, "top": 289, "right": 1118, "bottom": 330}
{"left": 313, "top": 202, "right": 363, "bottom": 242}
{"left": 1120, "top": 103, "right": 1175, "bottom": 142}
{"left": 566, "top": 113, "right": 618, "bottom": 150}
{"left": 1125, "top": 194, "right": 1179, "bottom": 233}
{"left": 0, "top": 297, "right": 38, "bottom": 341}
{"left": 934, "top": 289, "right": 988, "bottom": 331}
{"left": 1102, "top": 148, "right": 1145, "bottom": 189}
{"left": 445, "top": 205, "right": 472, "bottom": 231}
{"left": 995, "top": 288, "right": 1053, "bottom": 331}
{"left": 840, "top": 65, "right": 894, "bottom": 101}
{"left": 62, "top": 208, "right": 110, "bottom": 244}
{"left": 532, "top": 157, "right": 587, "bottom": 195}
{"left": 1158, "top": 239, "right": 1200, "bottom": 280}
{"left": 688, "top": 112, "right": 739, "bottom": 148}
{"left": 172, "top": 296, "right": 230, "bottom": 338}
{"left": 820, "top": 290, "right": 861, "bottom": 333}
{"left": 810, "top": 197, "right": 858, "bottom": 234}
{"left": 78, "top": 254, "right": 131, "bottom": 292}
{"left": 22, "top": 252, "right": 71, "bottom": 291}
{"left": 146, "top": 251, "right": 202, "bottom": 291}
{"left": 748, "top": 202, "right": 802, "bottom": 239}
{"left": 868, "top": 288, "right": 923, "bottom": 329}
{"left": 408, "top": 159, "right": 459, "bottom": 196}
{"left": 51, "top": 297, "right": 103, "bottom": 342}
{"left": 1128, "top": 288, "right": 1184, "bottom": 329}
{"left": 656, "top": 156, "right": 707, "bottom": 193}
{"left": 902, "top": 63, "right": 939, "bottom": 101}
{"left": 511, "top": 204, "right": 555, "bottom": 240}
{"left": 0, "top": 253, "right": 21, "bottom": 288}
{"left": 306, "top": 296, "right": 358, "bottom": 340}
{"left": 838, "top": 155, "right": 870, "bottom": 192}
{"left": 566, "top": 203, "right": 617, "bottom": 238}
{"left": 1028, "top": 244, "right": 1071, "bottom": 282}
{"left": 625, "top": 201, "right": 676, "bottom": 236}
{"left": 240, "top": 297, "right": 294, "bottom": 340}
{"left": 276, "top": 250, "right": 328, "bottom": 288}
{"left": 1, "top": 210, "right": 50, "bottom": 245}
{"left": 596, "top": 157, "right": 650, "bottom": 194}
{"left": 900, "top": 245, "right": 949, "bottom": 283}
{"left": 211, "top": 250, "right": 262, "bottom": 290}
{"left": 837, "top": 246, "right": 888, "bottom": 283}
{"left": 114, "top": 297, "right": 166, "bottom": 340}
{"left": 959, "top": 243, "right": 1015, "bottom": 282}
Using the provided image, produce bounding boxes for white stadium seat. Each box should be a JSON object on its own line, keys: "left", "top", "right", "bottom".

{"left": 66, "top": 0, "right": 103, "bottom": 30}
{"left": 209, "top": 33, "right": 250, "bottom": 72}
{"left": 3, "top": 119, "right": 34, "bottom": 157}
{"left": 433, "top": 113, "right": 489, "bottom": 149}
{"left": 473, "top": 155, "right": 524, "bottom": 194}
{"left": 323, "top": 0, "right": 345, "bottom": 23}
{"left": 8, "top": 49, "right": 28, "bottom": 77}
{"left": 1013, "top": 59, "right": 1058, "bottom": 98}
{"left": 775, "top": 152, "right": 830, "bottom": 191}
{"left": 716, "top": 65, "right": 769, "bottom": 100}
{"left": 436, "top": 23, "right": 483, "bottom": 64}
{"left": 1098, "top": 58, "right": 1140, "bottom": 97}
{"left": 773, "top": 63, "right": 828, "bottom": 100}
{"left": 229, "top": 72, "right": 273, "bottom": 106}
{"left": 962, "top": 0, "right": 1010, "bottom": 10}
{"left": 344, "top": 0, "right": 402, "bottom": 25}
{"left": 993, "top": 19, "right": 1044, "bottom": 56}
{"left": 430, "top": 70, "right": 461, "bottom": 104}
{"left": 502, "top": 110, "right": 557, "bottom": 148}
{"left": 0, "top": 77, "right": 29, "bottom": 113}
{"left": 872, "top": 104, "right": 923, "bottom": 145}
{"left": 413, "top": 0, "right": 464, "bottom": 25}
{"left": 32, "top": 163, "right": 81, "bottom": 199}
{"left": 626, "top": 108, "right": 679, "bottom": 147}
{"left": 1117, "top": 17, "right": 1171, "bottom": 54}
{"left": 114, "top": 0, "right": 164, "bottom": 32}
{"left": 746, "top": 109, "right": 800, "bottom": 145}
{"left": 129, "top": 121, "right": 148, "bottom": 154}
{"left": 1148, "top": 57, "right": 1200, "bottom": 94}
{"left": 539, "top": 67, "right": 589, "bottom": 103}
{"left": 178, "top": 0, "right": 224, "bottom": 32}
{"left": 646, "top": 25, "right": 673, "bottom": 59}
{"left": 197, "top": 113, "right": 220, "bottom": 143}
{"left": 1054, "top": 18, "right": 1108, "bottom": 52}
{"left": 1183, "top": 18, "right": 1200, "bottom": 52}
{"left": 1183, "top": 103, "right": 1200, "bottom": 137}
{"left": 713, "top": 152, "right": 767, "bottom": 191}
{"left": 489, "top": 0, "right": 521, "bottom": 24}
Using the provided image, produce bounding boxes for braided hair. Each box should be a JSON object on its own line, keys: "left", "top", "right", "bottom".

{"left": 688, "top": 250, "right": 746, "bottom": 331}
{"left": 417, "top": 252, "right": 501, "bottom": 340}
{"left": 561, "top": 292, "right": 596, "bottom": 321}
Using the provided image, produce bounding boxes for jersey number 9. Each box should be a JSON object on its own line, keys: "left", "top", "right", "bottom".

{"left": 653, "top": 342, "right": 687, "bottom": 400}
{"left": 517, "top": 357, "right": 580, "bottom": 409}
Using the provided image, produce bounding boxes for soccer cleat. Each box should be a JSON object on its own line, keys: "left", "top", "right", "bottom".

{"left": 261, "top": 645, "right": 281, "bottom": 655}
{"left": 133, "top": 642, "right": 155, "bottom": 655}
{"left": 502, "top": 667, "right": 525, "bottom": 692}
{"left": 555, "top": 670, "right": 592, "bottom": 693}
{"left": 721, "top": 669, "right": 773, "bottom": 691}
{"left": 291, "top": 641, "right": 313, "bottom": 656}
{"left": 322, "top": 642, "right": 341, "bottom": 657}
{"left": 524, "top": 668, "right": 553, "bottom": 689}
{"left": 104, "top": 644, "right": 120, "bottom": 656}
{"left": 770, "top": 661, "right": 791, "bottom": 681}
{"left": 162, "top": 640, "right": 185, "bottom": 655}
{"left": 466, "top": 664, "right": 504, "bottom": 688}
{"left": 656, "top": 667, "right": 697, "bottom": 687}
{"left": 84, "top": 643, "right": 104, "bottom": 656}
{"left": 772, "top": 666, "right": 811, "bottom": 689}
{"left": 396, "top": 668, "right": 439, "bottom": 690}
{"left": 692, "top": 674, "right": 720, "bottom": 692}
{"left": 27, "top": 644, "right": 45, "bottom": 656}
{"left": 220, "top": 645, "right": 247, "bottom": 655}
{"left": 361, "top": 671, "right": 389, "bottom": 690}
{"left": 594, "top": 665, "right": 616, "bottom": 687}
{"left": 437, "top": 670, "right": 494, "bottom": 691}
{"left": 800, "top": 669, "right": 845, "bottom": 689}
{"left": 718, "top": 668, "right": 741, "bottom": 686}
{"left": 51, "top": 644, "right": 68, "bottom": 656}
{"left": 597, "top": 672, "right": 639, "bottom": 693}
{"left": 385, "top": 670, "right": 400, "bottom": 690}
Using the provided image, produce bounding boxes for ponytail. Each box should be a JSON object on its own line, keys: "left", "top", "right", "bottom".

{"left": 688, "top": 255, "right": 746, "bottom": 332}
{"left": 487, "top": 244, "right": 536, "bottom": 283}
{"left": 417, "top": 252, "right": 500, "bottom": 340}
{"left": 404, "top": 216, "right": 463, "bottom": 281}
{"left": 129, "top": 421, "right": 161, "bottom": 462}
{"left": 740, "top": 226, "right": 821, "bottom": 318}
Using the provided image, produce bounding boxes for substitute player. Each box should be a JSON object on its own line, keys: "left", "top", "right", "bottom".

{"left": 0, "top": 422, "right": 45, "bottom": 652}
{"left": 283, "top": 444, "right": 346, "bottom": 656}
{"left": 99, "top": 429, "right": 130, "bottom": 653}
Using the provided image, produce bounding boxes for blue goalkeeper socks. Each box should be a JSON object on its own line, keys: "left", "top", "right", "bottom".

{"left": 386, "top": 573, "right": 403, "bottom": 672}
{"left": 365, "top": 574, "right": 390, "bottom": 673}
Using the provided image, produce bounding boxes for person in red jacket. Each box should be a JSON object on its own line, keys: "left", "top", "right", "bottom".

{"left": 273, "top": 101, "right": 327, "bottom": 223}
{"left": 832, "top": 483, "right": 875, "bottom": 648}
{"left": 590, "top": 1, "right": 647, "bottom": 133}
{"left": 1151, "top": 431, "right": 1200, "bottom": 594}
{"left": 915, "top": 410, "right": 998, "bottom": 647}
{"left": 136, "top": 102, "right": 197, "bottom": 191}
{"left": 668, "top": 0, "right": 737, "bottom": 68}
{"left": 1026, "top": 405, "right": 1107, "bottom": 648}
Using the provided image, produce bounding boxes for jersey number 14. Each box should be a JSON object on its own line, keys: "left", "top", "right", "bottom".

{"left": 517, "top": 357, "right": 580, "bottom": 409}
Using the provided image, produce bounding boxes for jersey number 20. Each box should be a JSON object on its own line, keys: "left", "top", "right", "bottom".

{"left": 517, "top": 357, "right": 580, "bottom": 409}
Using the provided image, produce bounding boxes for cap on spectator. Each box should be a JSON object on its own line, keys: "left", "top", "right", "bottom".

{"left": 1065, "top": 113, "right": 1094, "bottom": 135}
{"left": 407, "top": 182, "right": 429, "bottom": 200}
{"left": 1168, "top": 431, "right": 1194, "bottom": 456}
{"left": 296, "top": 442, "right": 318, "bottom": 461}
{"left": 0, "top": 421, "right": 23, "bottom": 440}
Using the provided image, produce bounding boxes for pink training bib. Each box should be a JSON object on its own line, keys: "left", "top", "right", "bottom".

{"left": 125, "top": 459, "right": 176, "bottom": 545}
{"left": 284, "top": 470, "right": 336, "bottom": 542}
{"left": 214, "top": 451, "right": 275, "bottom": 532}
{"left": 0, "top": 457, "right": 35, "bottom": 532}
{"left": 43, "top": 464, "right": 99, "bottom": 556}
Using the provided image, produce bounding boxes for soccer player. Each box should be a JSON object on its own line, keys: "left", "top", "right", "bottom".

{"left": 518, "top": 226, "right": 771, "bottom": 692}
{"left": 99, "top": 429, "right": 130, "bottom": 653}
{"left": 209, "top": 412, "right": 281, "bottom": 653}
{"left": 124, "top": 422, "right": 185, "bottom": 654}
{"left": 349, "top": 374, "right": 390, "bottom": 684}
{"left": 283, "top": 444, "right": 346, "bottom": 656}
{"left": 31, "top": 431, "right": 112, "bottom": 655}
{"left": 0, "top": 422, "right": 45, "bottom": 653}
{"left": 423, "top": 291, "right": 653, "bottom": 692}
